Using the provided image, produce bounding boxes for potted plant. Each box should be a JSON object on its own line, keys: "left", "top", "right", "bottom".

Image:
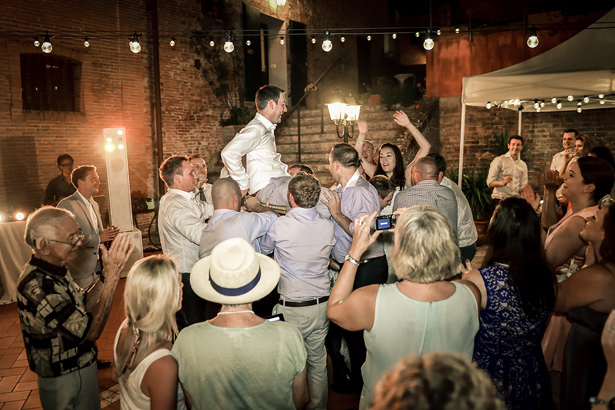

{"left": 445, "top": 166, "right": 493, "bottom": 245}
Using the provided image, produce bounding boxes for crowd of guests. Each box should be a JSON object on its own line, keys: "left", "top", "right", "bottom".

{"left": 17, "top": 84, "right": 615, "bottom": 410}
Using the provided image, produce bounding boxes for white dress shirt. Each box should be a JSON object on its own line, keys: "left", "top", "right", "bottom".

{"left": 487, "top": 152, "right": 528, "bottom": 200}
{"left": 221, "top": 113, "right": 289, "bottom": 194}
{"left": 158, "top": 189, "right": 213, "bottom": 273}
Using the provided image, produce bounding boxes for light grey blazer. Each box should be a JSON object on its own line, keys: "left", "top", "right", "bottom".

{"left": 57, "top": 191, "right": 104, "bottom": 286}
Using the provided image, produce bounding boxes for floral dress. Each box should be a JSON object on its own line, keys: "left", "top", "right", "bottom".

{"left": 473, "top": 264, "right": 553, "bottom": 410}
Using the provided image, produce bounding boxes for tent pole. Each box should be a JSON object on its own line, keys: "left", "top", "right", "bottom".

{"left": 518, "top": 110, "right": 522, "bottom": 135}
{"left": 458, "top": 103, "right": 466, "bottom": 186}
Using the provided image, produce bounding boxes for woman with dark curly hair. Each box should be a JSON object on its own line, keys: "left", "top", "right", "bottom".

{"left": 463, "top": 198, "right": 556, "bottom": 410}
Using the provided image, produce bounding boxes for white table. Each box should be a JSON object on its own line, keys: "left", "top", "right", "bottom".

{"left": 0, "top": 221, "right": 31, "bottom": 303}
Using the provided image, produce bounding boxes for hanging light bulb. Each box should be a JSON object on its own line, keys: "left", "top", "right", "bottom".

{"left": 223, "top": 32, "right": 234, "bottom": 53}
{"left": 392, "top": 33, "right": 397, "bottom": 39}
{"left": 551, "top": 97, "right": 557, "bottom": 104}
{"left": 583, "top": 95, "right": 589, "bottom": 103}
{"left": 527, "top": 28, "right": 538, "bottom": 48}
{"left": 209, "top": 39, "right": 215, "bottom": 47}
{"left": 536, "top": 106, "right": 541, "bottom": 112}
{"left": 415, "top": 32, "right": 420, "bottom": 37}
{"left": 455, "top": 27, "right": 460, "bottom": 34}
{"left": 567, "top": 95, "right": 574, "bottom": 101}
{"left": 577, "top": 100, "right": 582, "bottom": 106}
{"left": 367, "top": 35, "right": 371, "bottom": 41}
{"left": 170, "top": 37, "right": 176, "bottom": 47}
{"left": 436, "top": 29, "right": 441, "bottom": 36}
{"left": 322, "top": 31, "right": 332, "bottom": 52}
{"left": 129, "top": 32, "right": 141, "bottom": 53}
{"left": 486, "top": 101, "right": 492, "bottom": 109}
{"left": 557, "top": 101, "right": 562, "bottom": 109}
{"left": 83, "top": 37, "right": 90, "bottom": 47}
{"left": 577, "top": 106, "right": 582, "bottom": 113}
{"left": 423, "top": 31, "right": 434, "bottom": 51}
{"left": 280, "top": 37, "right": 285, "bottom": 45}
{"left": 34, "top": 37, "right": 40, "bottom": 47}
{"left": 246, "top": 39, "right": 251, "bottom": 46}
{"left": 340, "top": 36, "right": 345, "bottom": 43}
{"left": 533, "top": 100, "right": 539, "bottom": 109}
{"left": 600, "top": 99, "right": 605, "bottom": 105}
{"left": 41, "top": 34, "right": 53, "bottom": 53}
{"left": 598, "top": 94, "right": 605, "bottom": 99}
{"left": 540, "top": 101, "right": 545, "bottom": 108}
{"left": 311, "top": 36, "right": 316, "bottom": 44}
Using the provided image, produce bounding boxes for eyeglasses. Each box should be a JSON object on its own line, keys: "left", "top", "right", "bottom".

{"left": 43, "top": 228, "right": 84, "bottom": 248}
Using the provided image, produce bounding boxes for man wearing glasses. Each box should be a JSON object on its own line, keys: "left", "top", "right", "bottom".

{"left": 44, "top": 154, "right": 76, "bottom": 206}
{"left": 16, "top": 207, "right": 133, "bottom": 409}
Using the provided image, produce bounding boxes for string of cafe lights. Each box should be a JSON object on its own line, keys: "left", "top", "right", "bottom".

{"left": 2, "top": 20, "right": 614, "bottom": 55}
{"left": 486, "top": 94, "right": 615, "bottom": 114}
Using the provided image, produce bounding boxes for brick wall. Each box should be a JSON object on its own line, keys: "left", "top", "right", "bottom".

{"left": 440, "top": 96, "right": 615, "bottom": 190}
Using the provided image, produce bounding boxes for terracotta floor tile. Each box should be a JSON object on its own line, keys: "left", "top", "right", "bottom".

{"left": 18, "top": 371, "right": 35, "bottom": 383}
{"left": 13, "top": 381, "right": 37, "bottom": 392}
{"left": 0, "top": 348, "right": 23, "bottom": 356}
{"left": 10, "top": 360, "right": 28, "bottom": 369}
{"left": 0, "top": 390, "right": 29, "bottom": 402}
{"left": 0, "top": 375, "right": 20, "bottom": 393}
{"left": 22, "top": 390, "right": 41, "bottom": 409}
{"left": 0, "top": 354, "right": 18, "bottom": 369}
{"left": 8, "top": 339, "right": 24, "bottom": 349}
{"left": 0, "top": 337, "right": 15, "bottom": 349}
{"left": 0, "top": 368, "right": 25, "bottom": 377}
{"left": 1, "top": 400, "right": 26, "bottom": 410}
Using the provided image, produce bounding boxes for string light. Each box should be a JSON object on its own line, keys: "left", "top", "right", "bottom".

{"left": 280, "top": 37, "right": 285, "bottom": 45}
{"left": 223, "top": 32, "right": 234, "bottom": 53}
{"left": 367, "top": 35, "right": 371, "bottom": 41}
{"left": 170, "top": 37, "right": 176, "bottom": 47}
{"left": 557, "top": 101, "right": 562, "bottom": 109}
{"left": 583, "top": 95, "right": 589, "bottom": 103}
{"left": 600, "top": 99, "right": 605, "bottom": 105}
{"left": 129, "top": 32, "right": 141, "bottom": 53}
{"left": 436, "top": 29, "right": 441, "bottom": 35}
{"left": 246, "top": 39, "right": 251, "bottom": 46}
{"left": 42, "top": 34, "right": 53, "bottom": 53}
{"left": 551, "top": 97, "right": 557, "bottom": 104}
{"left": 540, "top": 101, "right": 545, "bottom": 108}
{"left": 311, "top": 36, "right": 316, "bottom": 44}
{"left": 322, "top": 31, "right": 332, "bottom": 52}
{"left": 567, "top": 95, "right": 574, "bottom": 101}
{"left": 577, "top": 106, "right": 582, "bottom": 113}
{"left": 392, "top": 33, "right": 397, "bottom": 39}
{"left": 533, "top": 100, "right": 539, "bottom": 109}
{"left": 486, "top": 101, "right": 492, "bottom": 109}
{"left": 455, "top": 27, "right": 460, "bottom": 34}
{"left": 209, "top": 39, "right": 215, "bottom": 47}
{"left": 33, "top": 37, "right": 40, "bottom": 47}
{"left": 84, "top": 37, "right": 90, "bottom": 47}
{"left": 599, "top": 94, "right": 605, "bottom": 98}
{"left": 423, "top": 31, "right": 434, "bottom": 51}
{"left": 415, "top": 32, "right": 420, "bottom": 37}
{"left": 340, "top": 36, "right": 345, "bottom": 43}
{"left": 527, "top": 28, "right": 538, "bottom": 48}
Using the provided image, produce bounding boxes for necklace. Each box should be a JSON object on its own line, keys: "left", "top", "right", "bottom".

{"left": 216, "top": 310, "right": 254, "bottom": 316}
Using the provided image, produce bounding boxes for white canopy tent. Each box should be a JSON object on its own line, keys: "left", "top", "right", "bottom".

{"left": 457, "top": 7, "right": 615, "bottom": 183}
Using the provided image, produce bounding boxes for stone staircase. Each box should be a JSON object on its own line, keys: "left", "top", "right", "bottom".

{"left": 275, "top": 101, "right": 439, "bottom": 187}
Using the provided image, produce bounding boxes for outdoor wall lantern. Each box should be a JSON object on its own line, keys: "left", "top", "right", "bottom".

{"left": 327, "top": 102, "right": 361, "bottom": 143}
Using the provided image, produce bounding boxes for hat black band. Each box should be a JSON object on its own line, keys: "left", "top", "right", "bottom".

{"left": 209, "top": 268, "right": 262, "bottom": 297}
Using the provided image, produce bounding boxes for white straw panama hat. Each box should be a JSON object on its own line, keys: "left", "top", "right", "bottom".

{"left": 190, "top": 237, "right": 281, "bottom": 305}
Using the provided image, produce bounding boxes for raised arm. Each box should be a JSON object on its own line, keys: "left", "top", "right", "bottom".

{"left": 395, "top": 111, "right": 431, "bottom": 186}
{"left": 355, "top": 120, "right": 377, "bottom": 178}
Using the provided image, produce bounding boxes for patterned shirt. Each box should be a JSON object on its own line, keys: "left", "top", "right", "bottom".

{"left": 393, "top": 179, "right": 459, "bottom": 235}
{"left": 16, "top": 256, "right": 95, "bottom": 378}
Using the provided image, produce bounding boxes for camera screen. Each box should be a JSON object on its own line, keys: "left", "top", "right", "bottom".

{"left": 377, "top": 217, "right": 392, "bottom": 230}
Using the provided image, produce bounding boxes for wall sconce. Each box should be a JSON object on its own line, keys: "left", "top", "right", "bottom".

{"left": 277, "top": 0, "right": 287, "bottom": 5}
{"left": 327, "top": 102, "right": 361, "bottom": 143}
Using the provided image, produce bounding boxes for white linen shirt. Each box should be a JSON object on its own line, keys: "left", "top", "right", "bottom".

{"left": 441, "top": 177, "right": 478, "bottom": 247}
{"left": 221, "top": 113, "right": 289, "bottom": 194}
{"left": 487, "top": 152, "right": 528, "bottom": 200}
{"left": 158, "top": 189, "right": 213, "bottom": 273}
{"left": 550, "top": 150, "right": 567, "bottom": 172}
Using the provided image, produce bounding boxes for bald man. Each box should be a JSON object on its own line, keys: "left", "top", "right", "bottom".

{"left": 392, "top": 156, "right": 458, "bottom": 234}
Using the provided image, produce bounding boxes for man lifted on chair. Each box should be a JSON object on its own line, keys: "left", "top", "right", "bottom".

{"left": 221, "top": 84, "right": 290, "bottom": 212}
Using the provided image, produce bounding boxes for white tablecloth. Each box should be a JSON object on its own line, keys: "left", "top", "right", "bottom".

{"left": 0, "top": 221, "right": 31, "bottom": 303}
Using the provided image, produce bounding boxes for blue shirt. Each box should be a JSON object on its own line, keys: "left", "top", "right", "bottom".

{"left": 328, "top": 171, "right": 384, "bottom": 263}
{"left": 260, "top": 207, "right": 336, "bottom": 301}
{"left": 199, "top": 209, "right": 277, "bottom": 258}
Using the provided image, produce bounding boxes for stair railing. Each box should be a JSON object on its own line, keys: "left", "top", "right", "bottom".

{"left": 280, "top": 58, "right": 341, "bottom": 162}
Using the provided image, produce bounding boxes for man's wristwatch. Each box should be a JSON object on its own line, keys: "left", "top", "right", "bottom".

{"left": 590, "top": 396, "right": 615, "bottom": 409}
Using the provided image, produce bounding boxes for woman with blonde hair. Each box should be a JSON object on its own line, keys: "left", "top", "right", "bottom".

{"left": 327, "top": 206, "right": 480, "bottom": 409}
{"left": 114, "top": 255, "right": 186, "bottom": 409}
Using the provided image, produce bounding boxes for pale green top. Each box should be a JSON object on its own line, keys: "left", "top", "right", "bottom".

{"left": 360, "top": 281, "right": 479, "bottom": 409}
{"left": 172, "top": 320, "right": 306, "bottom": 410}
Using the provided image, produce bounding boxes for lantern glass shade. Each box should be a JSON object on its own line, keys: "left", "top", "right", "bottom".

{"left": 344, "top": 105, "right": 361, "bottom": 122}
{"left": 327, "top": 103, "right": 347, "bottom": 122}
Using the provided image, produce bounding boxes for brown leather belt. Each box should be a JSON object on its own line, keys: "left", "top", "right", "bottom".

{"left": 278, "top": 295, "right": 330, "bottom": 307}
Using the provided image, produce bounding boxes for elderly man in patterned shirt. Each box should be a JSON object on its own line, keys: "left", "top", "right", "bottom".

{"left": 16, "top": 207, "right": 133, "bottom": 409}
